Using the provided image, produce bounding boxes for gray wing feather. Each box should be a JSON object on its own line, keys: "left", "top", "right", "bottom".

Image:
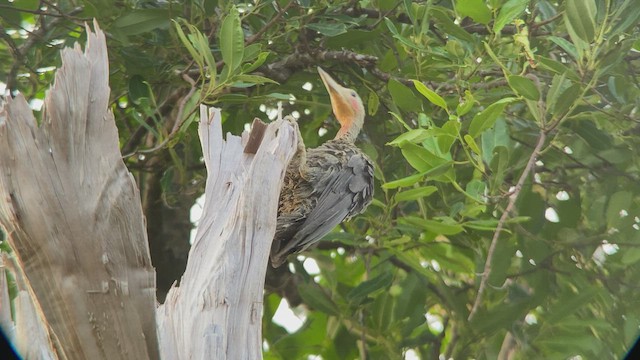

{"left": 276, "top": 154, "right": 373, "bottom": 257}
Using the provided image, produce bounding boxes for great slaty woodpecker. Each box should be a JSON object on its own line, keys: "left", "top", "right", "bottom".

{"left": 270, "top": 67, "right": 374, "bottom": 268}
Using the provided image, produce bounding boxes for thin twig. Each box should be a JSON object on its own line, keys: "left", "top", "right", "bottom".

{"left": 3, "top": 7, "right": 83, "bottom": 92}
{"left": 171, "top": 74, "right": 197, "bottom": 134}
{"left": 246, "top": 1, "right": 295, "bottom": 45}
{"left": 467, "top": 128, "right": 547, "bottom": 321}
{"left": 531, "top": 12, "right": 564, "bottom": 30}
{"left": 122, "top": 74, "right": 198, "bottom": 158}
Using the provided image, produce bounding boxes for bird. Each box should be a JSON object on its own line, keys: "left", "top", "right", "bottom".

{"left": 270, "top": 67, "right": 374, "bottom": 268}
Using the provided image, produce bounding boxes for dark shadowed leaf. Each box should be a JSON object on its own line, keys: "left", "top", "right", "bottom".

{"left": 346, "top": 272, "right": 393, "bottom": 304}
{"left": 508, "top": 75, "right": 540, "bottom": 100}
{"left": 395, "top": 186, "right": 438, "bottom": 202}
{"left": 564, "top": 0, "right": 597, "bottom": 43}
{"left": 113, "top": 9, "right": 169, "bottom": 35}
{"left": 493, "top": 0, "right": 528, "bottom": 33}
{"left": 220, "top": 7, "right": 244, "bottom": 73}
{"left": 400, "top": 217, "right": 464, "bottom": 235}
{"left": 306, "top": 22, "right": 348, "bottom": 37}
{"left": 456, "top": 0, "right": 491, "bottom": 24}
{"left": 298, "top": 282, "right": 340, "bottom": 316}
{"left": 468, "top": 98, "right": 516, "bottom": 138}
{"left": 413, "top": 80, "right": 448, "bottom": 112}
{"left": 389, "top": 79, "right": 421, "bottom": 112}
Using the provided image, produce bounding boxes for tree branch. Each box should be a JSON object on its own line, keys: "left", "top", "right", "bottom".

{"left": 468, "top": 128, "right": 547, "bottom": 321}
{"left": 2, "top": 7, "right": 83, "bottom": 93}
{"left": 246, "top": 1, "right": 295, "bottom": 45}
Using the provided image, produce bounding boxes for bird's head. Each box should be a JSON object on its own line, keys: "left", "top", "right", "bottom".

{"left": 317, "top": 67, "right": 365, "bottom": 141}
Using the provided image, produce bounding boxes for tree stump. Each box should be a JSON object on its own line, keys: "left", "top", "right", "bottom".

{"left": 156, "top": 107, "right": 297, "bottom": 359}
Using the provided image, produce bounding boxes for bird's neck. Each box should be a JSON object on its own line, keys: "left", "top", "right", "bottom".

{"left": 335, "top": 115, "right": 364, "bottom": 142}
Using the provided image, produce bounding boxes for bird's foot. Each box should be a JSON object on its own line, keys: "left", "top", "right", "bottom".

{"left": 280, "top": 114, "right": 307, "bottom": 174}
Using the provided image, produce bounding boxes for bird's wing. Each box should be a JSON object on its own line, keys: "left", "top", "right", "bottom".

{"left": 275, "top": 153, "right": 373, "bottom": 257}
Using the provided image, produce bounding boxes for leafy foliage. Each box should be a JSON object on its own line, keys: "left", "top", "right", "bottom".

{"left": 2, "top": 0, "right": 640, "bottom": 358}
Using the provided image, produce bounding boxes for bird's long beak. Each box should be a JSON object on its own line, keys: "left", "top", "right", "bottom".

{"left": 317, "top": 67, "right": 355, "bottom": 127}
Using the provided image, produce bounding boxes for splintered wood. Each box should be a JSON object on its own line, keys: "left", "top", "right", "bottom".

{"left": 0, "top": 22, "right": 158, "bottom": 359}
{"left": 156, "top": 106, "right": 297, "bottom": 360}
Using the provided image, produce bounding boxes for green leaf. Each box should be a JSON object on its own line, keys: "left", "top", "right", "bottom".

{"left": 483, "top": 41, "right": 507, "bottom": 72}
{"left": 368, "top": 91, "right": 380, "bottom": 116}
{"left": 456, "top": 90, "right": 475, "bottom": 116}
{"left": 388, "top": 79, "right": 420, "bottom": 112}
{"left": 431, "top": 7, "right": 474, "bottom": 43}
{"left": 548, "top": 36, "right": 579, "bottom": 61}
{"left": 395, "top": 186, "right": 438, "bottom": 202}
{"left": 463, "top": 134, "right": 482, "bottom": 155}
{"left": 298, "top": 282, "right": 340, "bottom": 316}
{"left": 384, "top": 17, "right": 424, "bottom": 50}
{"left": 242, "top": 43, "right": 262, "bottom": 63}
{"left": 113, "top": 9, "right": 169, "bottom": 35}
{"left": 525, "top": 99, "right": 542, "bottom": 123}
{"left": 439, "top": 120, "right": 460, "bottom": 153}
{"left": 427, "top": 243, "right": 475, "bottom": 273}
{"left": 220, "top": 7, "right": 244, "bottom": 74}
{"left": 482, "top": 120, "right": 509, "bottom": 166}
{"left": 470, "top": 301, "right": 530, "bottom": 335}
{"left": 382, "top": 173, "right": 425, "bottom": 189}
{"left": 387, "top": 129, "right": 430, "bottom": 146}
{"left": 403, "top": 0, "right": 416, "bottom": 24}
{"left": 423, "top": 162, "right": 455, "bottom": 181}
{"left": 242, "top": 51, "right": 270, "bottom": 73}
{"left": 128, "top": 75, "right": 151, "bottom": 104}
{"left": 446, "top": 39, "right": 467, "bottom": 58}
{"left": 493, "top": 0, "right": 529, "bottom": 34}
{"left": 508, "top": 75, "right": 540, "bottom": 100}
{"left": 173, "top": 20, "right": 217, "bottom": 82}
{"left": 610, "top": 0, "right": 640, "bottom": 36}
{"left": 462, "top": 219, "right": 500, "bottom": 231}
{"left": 546, "top": 73, "right": 568, "bottom": 114}
{"left": 266, "top": 93, "right": 294, "bottom": 100}
{"left": 346, "top": 272, "right": 394, "bottom": 304}
{"left": 413, "top": 80, "right": 448, "bottom": 112}
{"left": 546, "top": 288, "right": 598, "bottom": 324}
{"left": 233, "top": 74, "right": 278, "bottom": 85}
{"left": 382, "top": 162, "right": 452, "bottom": 189}
{"left": 622, "top": 248, "right": 640, "bottom": 265}
{"left": 465, "top": 179, "right": 486, "bottom": 202}
{"left": 455, "top": 0, "right": 491, "bottom": 24}
{"left": 400, "top": 217, "right": 464, "bottom": 235}
{"left": 552, "top": 83, "right": 581, "bottom": 115}
{"left": 564, "top": 0, "right": 597, "bottom": 43}
{"left": 306, "top": 22, "right": 348, "bottom": 37}
{"left": 468, "top": 98, "right": 517, "bottom": 138}
{"left": 384, "top": 17, "right": 400, "bottom": 36}
{"left": 400, "top": 142, "right": 446, "bottom": 172}
{"left": 606, "top": 191, "right": 632, "bottom": 228}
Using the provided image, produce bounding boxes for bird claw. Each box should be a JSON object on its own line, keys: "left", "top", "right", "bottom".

{"left": 280, "top": 115, "right": 306, "bottom": 167}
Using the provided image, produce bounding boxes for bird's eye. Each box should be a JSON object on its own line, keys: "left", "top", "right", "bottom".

{"left": 350, "top": 91, "right": 357, "bottom": 97}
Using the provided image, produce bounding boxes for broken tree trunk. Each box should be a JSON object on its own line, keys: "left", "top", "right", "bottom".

{"left": 0, "top": 22, "right": 158, "bottom": 359}
{"left": 0, "top": 20, "right": 298, "bottom": 359}
{"left": 156, "top": 107, "right": 298, "bottom": 359}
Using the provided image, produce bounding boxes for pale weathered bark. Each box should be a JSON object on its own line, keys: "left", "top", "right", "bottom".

{"left": 156, "top": 106, "right": 298, "bottom": 359}
{"left": 0, "top": 22, "right": 158, "bottom": 359}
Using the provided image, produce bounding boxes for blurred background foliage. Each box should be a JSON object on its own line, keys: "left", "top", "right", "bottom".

{"left": 2, "top": 0, "right": 640, "bottom": 358}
